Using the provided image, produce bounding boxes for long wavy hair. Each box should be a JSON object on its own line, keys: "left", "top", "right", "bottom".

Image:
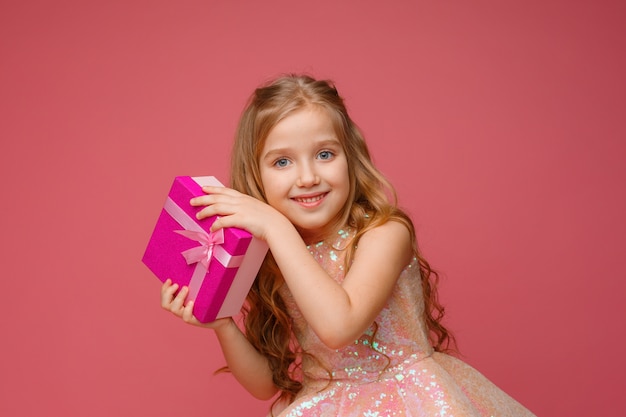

{"left": 228, "top": 74, "right": 455, "bottom": 405}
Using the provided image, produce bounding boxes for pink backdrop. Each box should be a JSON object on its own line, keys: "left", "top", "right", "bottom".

{"left": 1, "top": 1, "right": 624, "bottom": 416}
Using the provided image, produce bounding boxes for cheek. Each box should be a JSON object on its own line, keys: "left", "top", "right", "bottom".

{"left": 259, "top": 170, "right": 283, "bottom": 202}
{"left": 331, "top": 160, "right": 350, "bottom": 187}
{"left": 259, "top": 167, "right": 272, "bottom": 190}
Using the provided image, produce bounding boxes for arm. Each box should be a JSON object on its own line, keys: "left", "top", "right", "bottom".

{"left": 267, "top": 219, "right": 413, "bottom": 348}
{"left": 161, "top": 281, "right": 278, "bottom": 400}
{"left": 193, "top": 186, "right": 414, "bottom": 349}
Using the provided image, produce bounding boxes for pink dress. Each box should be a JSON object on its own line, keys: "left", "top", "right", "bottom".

{"left": 273, "top": 229, "right": 536, "bottom": 417}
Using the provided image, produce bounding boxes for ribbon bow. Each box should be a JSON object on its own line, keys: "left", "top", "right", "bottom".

{"left": 174, "top": 229, "right": 225, "bottom": 270}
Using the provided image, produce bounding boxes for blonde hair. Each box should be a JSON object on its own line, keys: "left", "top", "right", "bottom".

{"left": 229, "top": 74, "right": 454, "bottom": 404}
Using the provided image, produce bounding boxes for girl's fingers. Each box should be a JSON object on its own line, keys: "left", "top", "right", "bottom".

{"left": 181, "top": 300, "right": 197, "bottom": 324}
{"left": 195, "top": 205, "right": 220, "bottom": 220}
{"left": 209, "top": 216, "right": 224, "bottom": 232}
{"left": 161, "top": 287, "right": 228, "bottom": 329}
{"left": 169, "top": 286, "right": 189, "bottom": 313}
{"left": 190, "top": 186, "right": 239, "bottom": 206}
{"left": 202, "top": 186, "right": 239, "bottom": 196}
{"left": 209, "top": 213, "right": 247, "bottom": 233}
{"left": 161, "top": 281, "right": 189, "bottom": 316}
{"left": 191, "top": 196, "right": 236, "bottom": 220}
{"left": 190, "top": 195, "right": 213, "bottom": 207}
{"left": 160, "top": 279, "right": 179, "bottom": 309}
{"left": 159, "top": 281, "right": 205, "bottom": 326}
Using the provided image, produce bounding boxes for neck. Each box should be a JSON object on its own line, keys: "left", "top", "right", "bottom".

{"left": 296, "top": 218, "right": 345, "bottom": 245}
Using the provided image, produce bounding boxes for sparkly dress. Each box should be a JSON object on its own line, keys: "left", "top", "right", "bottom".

{"left": 273, "top": 229, "right": 536, "bottom": 417}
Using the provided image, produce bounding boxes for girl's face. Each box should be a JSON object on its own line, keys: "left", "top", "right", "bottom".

{"left": 259, "top": 106, "right": 350, "bottom": 244}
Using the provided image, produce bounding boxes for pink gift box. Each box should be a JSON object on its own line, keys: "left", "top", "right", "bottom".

{"left": 142, "top": 176, "right": 268, "bottom": 323}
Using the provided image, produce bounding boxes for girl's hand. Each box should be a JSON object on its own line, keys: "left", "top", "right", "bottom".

{"left": 161, "top": 282, "right": 278, "bottom": 400}
{"left": 190, "top": 186, "right": 289, "bottom": 242}
{"left": 160, "top": 279, "right": 231, "bottom": 330}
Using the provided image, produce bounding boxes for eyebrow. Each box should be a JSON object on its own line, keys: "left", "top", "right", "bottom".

{"left": 261, "top": 138, "right": 342, "bottom": 162}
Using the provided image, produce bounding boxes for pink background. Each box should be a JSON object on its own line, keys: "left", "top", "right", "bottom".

{"left": 1, "top": 1, "right": 624, "bottom": 416}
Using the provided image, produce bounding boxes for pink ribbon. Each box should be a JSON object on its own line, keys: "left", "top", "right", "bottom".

{"left": 163, "top": 195, "right": 244, "bottom": 305}
{"left": 174, "top": 229, "right": 224, "bottom": 271}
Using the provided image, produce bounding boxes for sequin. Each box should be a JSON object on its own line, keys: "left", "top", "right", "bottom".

{"left": 274, "top": 228, "right": 536, "bottom": 417}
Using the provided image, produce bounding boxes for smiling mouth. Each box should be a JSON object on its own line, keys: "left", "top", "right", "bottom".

{"left": 293, "top": 193, "right": 327, "bottom": 204}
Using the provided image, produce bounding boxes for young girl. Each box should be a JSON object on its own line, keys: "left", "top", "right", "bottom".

{"left": 161, "top": 74, "right": 536, "bottom": 416}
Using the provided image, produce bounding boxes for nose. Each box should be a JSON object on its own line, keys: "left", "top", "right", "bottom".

{"left": 296, "top": 162, "right": 320, "bottom": 187}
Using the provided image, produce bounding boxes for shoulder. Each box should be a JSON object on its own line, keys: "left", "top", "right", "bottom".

{"left": 359, "top": 219, "right": 411, "bottom": 242}
{"left": 354, "top": 220, "right": 414, "bottom": 267}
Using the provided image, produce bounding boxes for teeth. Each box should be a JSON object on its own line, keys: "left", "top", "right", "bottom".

{"left": 295, "top": 194, "right": 324, "bottom": 203}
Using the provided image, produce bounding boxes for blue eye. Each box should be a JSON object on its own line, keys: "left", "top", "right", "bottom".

{"left": 317, "top": 150, "right": 333, "bottom": 160}
{"left": 274, "top": 158, "right": 290, "bottom": 168}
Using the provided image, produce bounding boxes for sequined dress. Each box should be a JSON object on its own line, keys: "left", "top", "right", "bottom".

{"left": 273, "top": 229, "right": 536, "bottom": 417}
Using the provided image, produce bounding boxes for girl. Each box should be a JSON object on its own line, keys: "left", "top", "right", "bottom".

{"left": 161, "top": 74, "right": 536, "bottom": 416}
